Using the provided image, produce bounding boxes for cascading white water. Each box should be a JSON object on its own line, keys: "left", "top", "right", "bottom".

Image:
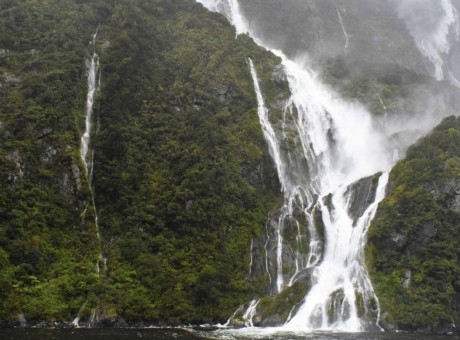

{"left": 71, "top": 300, "right": 88, "bottom": 327}
{"left": 242, "top": 299, "right": 260, "bottom": 327}
{"left": 198, "top": 0, "right": 454, "bottom": 332}
{"left": 249, "top": 55, "right": 390, "bottom": 331}
{"left": 284, "top": 174, "right": 389, "bottom": 331}
{"left": 81, "top": 31, "right": 99, "bottom": 179}
{"left": 198, "top": 0, "right": 249, "bottom": 35}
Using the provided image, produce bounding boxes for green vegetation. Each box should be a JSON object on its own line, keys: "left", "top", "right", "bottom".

{"left": 0, "top": 0, "right": 105, "bottom": 324}
{"left": 367, "top": 116, "right": 460, "bottom": 332}
{"left": 255, "top": 280, "right": 309, "bottom": 326}
{"left": 1, "top": 0, "right": 459, "bottom": 332}
{"left": 0, "top": 0, "right": 286, "bottom": 326}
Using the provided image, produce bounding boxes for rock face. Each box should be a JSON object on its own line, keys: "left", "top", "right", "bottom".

{"left": 346, "top": 173, "right": 381, "bottom": 225}
{"left": 367, "top": 116, "right": 460, "bottom": 334}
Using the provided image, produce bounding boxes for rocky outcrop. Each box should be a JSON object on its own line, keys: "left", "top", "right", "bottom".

{"left": 345, "top": 173, "right": 381, "bottom": 225}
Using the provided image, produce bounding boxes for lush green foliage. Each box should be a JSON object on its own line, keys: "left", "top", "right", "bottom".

{"left": 367, "top": 116, "right": 460, "bottom": 332}
{"left": 0, "top": 0, "right": 108, "bottom": 323}
{"left": 0, "top": 0, "right": 285, "bottom": 325}
{"left": 2, "top": 0, "right": 458, "bottom": 331}
{"left": 92, "top": 0, "right": 285, "bottom": 324}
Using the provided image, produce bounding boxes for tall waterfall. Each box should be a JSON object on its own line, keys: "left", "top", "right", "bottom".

{"left": 80, "top": 30, "right": 103, "bottom": 249}
{"left": 73, "top": 31, "right": 103, "bottom": 327}
{"left": 248, "top": 53, "right": 390, "bottom": 331}
{"left": 81, "top": 31, "right": 100, "bottom": 180}
{"left": 198, "top": 0, "right": 453, "bottom": 332}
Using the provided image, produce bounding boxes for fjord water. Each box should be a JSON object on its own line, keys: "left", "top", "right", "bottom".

{"left": 0, "top": 328, "right": 199, "bottom": 340}
{"left": 1, "top": 328, "right": 458, "bottom": 340}
{"left": 197, "top": 0, "right": 456, "bottom": 333}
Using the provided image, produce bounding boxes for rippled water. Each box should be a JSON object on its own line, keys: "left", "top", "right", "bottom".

{"left": 0, "top": 328, "right": 198, "bottom": 340}
{"left": 0, "top": 328, "right": 458, "bottom": 340}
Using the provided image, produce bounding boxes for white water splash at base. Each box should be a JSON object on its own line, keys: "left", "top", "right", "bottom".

{"left": 197, "top": 0, "right": 453, "bottom": 332}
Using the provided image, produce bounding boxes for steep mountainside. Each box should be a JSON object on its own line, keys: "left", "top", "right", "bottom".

{"left": 1, "top": 0, "right": 460, "bottom": 333}
{"left": 367, "top": 116, "right": 460, "bottom": 333}
{"left": 0, "top": 0, "right": 286, "bottom": 326}
{"left": 0, "top": 0, "right": 105, "bottom": 324}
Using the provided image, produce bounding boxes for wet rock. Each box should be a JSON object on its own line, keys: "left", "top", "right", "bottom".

{"left": 72, "top": 163, "right": 82, "bottom": 192}
{"left": 255, "top": 280, "right": 310, "bottom": 327}
{"left": 40, "top": 146, "right": 57, "bottom": 166}
{"left": 241, "top": 164, "right": 264, "bottom": 186}
{"left": 345, "top": 173, "right": 380, "bottom": 225}
{"left": 432, "top": 179, "right": 460, "bottom": 213}
{"left": 420, "top": 221, "right": 436, "bottom": 239}
{"left": 257, "top": 313, "right": 283, "bottom": 327}
{"left": 213, "top": 83, "right": 232, "bottom": 103}
{"left": 61, "top": 172, "right": 73, "bottom": 196}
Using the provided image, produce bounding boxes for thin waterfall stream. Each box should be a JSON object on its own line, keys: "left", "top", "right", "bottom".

{"left": 336, "top": 7, "right": 350, "bottom": 54}
{"left": 72, "top": 30, "right": 104, "bottom": 327}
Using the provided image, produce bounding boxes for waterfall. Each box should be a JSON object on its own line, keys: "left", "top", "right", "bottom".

{"left": 284, "top": 173, "right": 389, "bottom": 331}
{"left": 245, "top": 238, "right": 254, "bottom": 279}
{"left": 198, "top": 0, "right": 249, "bottom": 35}
{"left": 74, "top": 30, "right": 103, "bottom": 327}
{"left": 249, "top": 55, "right": 390, "bottom": 330}
{"left": 71, "top": 300, "right": 88, "bottom": 327}
{"left": 198, "top": 0, "right": 452, "bottom": 332}
{"left": 242, "top": 299, "right": 260, "bottom": 327}
{"left": 81, "top": 30, "right": 99, "bottom": 180}
{"left": 336, "top": 7, "right": 350, "bottom": 54}
{"left": 80, "top": 29, "right": 103, "bottom": 259}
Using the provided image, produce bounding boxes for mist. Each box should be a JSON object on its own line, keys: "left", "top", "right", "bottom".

{"left": 391, "top": 0, "right": 460, "bottom": 80}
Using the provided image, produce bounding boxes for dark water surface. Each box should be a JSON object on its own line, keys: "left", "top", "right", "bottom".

{"left": 0, "top": 328, "right": 199, "bottom": 340}
{"left": 0, "top": 328, "right": 458, "bottom": 340}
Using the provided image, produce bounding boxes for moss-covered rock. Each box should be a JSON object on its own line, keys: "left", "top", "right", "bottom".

{"left": 227, "top": 279, "right": 310, "bottom": 327}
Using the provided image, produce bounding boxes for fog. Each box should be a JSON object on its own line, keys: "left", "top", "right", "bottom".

{"left": 391, "top": 0, "right": 460, "bottom": 80}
